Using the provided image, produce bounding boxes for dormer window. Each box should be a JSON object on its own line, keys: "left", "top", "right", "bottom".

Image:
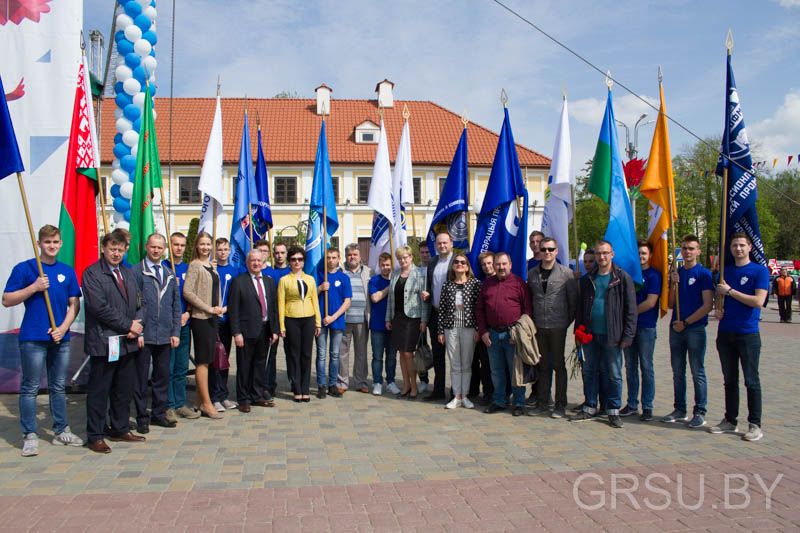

{"left": 355, "top": 120, "right": 379, "bottom": 144}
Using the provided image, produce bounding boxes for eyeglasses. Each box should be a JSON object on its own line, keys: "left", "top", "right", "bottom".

{"left": 290, "top": 257, "right": 304, "bottom": 262}
{"left": 541, "top": 247, "right": 557, "bottom": 253}
{"left": 453, "top": 260, "right": 468, "bottom": 265}
{"left": 596, "top": 251, "right": 612, "bottom": 256}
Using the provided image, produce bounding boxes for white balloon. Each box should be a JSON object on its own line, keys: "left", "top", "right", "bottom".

{"left": 123, "top": 77, "right": 141, "bottom": 96}
{"left": 134, "top": 39, "right": 152, "bottom": 57}
{"left": 115, "top": 64, "right": 132, "bottom": 83}
{"left": 131, "top": 144, "right": 138, "bottom": 158}
{"left": 115, "top": 221, "right": 130, "bottom": 231}
{"left": 142, "top": 55, "right": 157, "bottom": 73}
{"left": 114, "top": 108, "right": 124, "bottom": 120}
{"left": 144, "top": 6, "right": 157, "bottom": 21}
{"left": 116, "top": 117, "right": 133, "bottom": 133}
{"left": 151, "top": 109, "right": 157, "bottom": 121}
{"left": 120, "top": 182, "right": 134, "bottom": 200}
{"left": 112, "top": 211, "right": 124, "bottom": 223}
{"left": 116, "top": 14, "right": 133, "bottom": 28}
{"left": 124, "top": 24, "right": 142, "bottom": 42}
{"left": 133, "top": 92, "right": 146, "bottom": 109}
{"left": 136, "top": 0, "right": 151, "bottom": 7}
{"left": 122, "top": 130, "right": 139, "bottom": 147}
{"left": 112, "top": 159, "right": 121, "bottom": 170}
{"left": 111, "top": 169, "right": 129, "bottom": 185}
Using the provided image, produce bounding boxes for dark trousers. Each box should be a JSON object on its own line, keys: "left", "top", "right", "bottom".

{"left": 134, "top": 343, "right": 171, "bottom": 423}
{"left": 86, "top": 353, "right": 136, "bottom": 442}
{"left": 716, "top": 332, "right": 762, "bottom": 427}
{"left": 237, "top": 321, "right": 272, "bottom": 404}
{"left": 777, "top": 295, "right": 792, "bottom": 322}
{"left": 535, "top": 328, "right": 568, "bottom": 409}
{"left": 210, "top": 320, "right": 232, "bottom": 403}
{"left": 285, "top": 316, "right": 314, "bottom": 395}
{"left": 468, "top": 341, "right": 493, "bottom": 398}
{"left": 254, "top": 324, "right": 273, "bottom": 401}
{"left": 267, "top": 337, "right": 279, "bottom": 395}
{"left": 427, "top": 309, "right": 446, "bottom": 396}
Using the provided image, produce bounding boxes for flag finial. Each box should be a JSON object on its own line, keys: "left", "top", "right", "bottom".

{"left": 402, "top": 103, "right": 410, "bottom": 120}
{"left": 461, "top": 109, "right": 469, "bottom": 129}
{"left": 256, "top": 110, "right": 261, "bottom": 130}
{"left": 605, "top": 71, "right": 613, "bottom": 89}
{"left": 500, "top": 89, "right": 508, "bottom": 108}
{"left": 216, "top": 75, "right": 221, "bottom": 96}
{"left": 80, "top": 30, "right": 86, "bottom": 51}
{"left": 561, "top": 83, "right": 568, "bottom": 100}
{"left": 658, "top": 65, "right": 663, "bottom": 84}
{"left": 321, "top": 100, "right": 328, "bottom": 116}
{"left": 726, "top": 29, "right": 734, "bottom": 53}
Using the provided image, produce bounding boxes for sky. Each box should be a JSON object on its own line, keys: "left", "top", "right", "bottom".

{"left": 83, "top": 0, "right": 800, "bottom": 176}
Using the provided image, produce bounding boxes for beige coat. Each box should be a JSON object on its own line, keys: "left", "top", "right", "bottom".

{"left": 511, "top": 314, "right": 541, "bottom": 387}
{"left": 183, "top": 260, "right": 222, "bottom": 320}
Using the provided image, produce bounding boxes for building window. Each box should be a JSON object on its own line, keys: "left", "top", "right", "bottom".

{"left": 413, "top": 176, "right": 421, "bottom": 205}
{"left": 355, "top": 120, "right": 380, "bottom": 144}
{"left": 357, "top": 176, "right": 371, "bottom": 204}
{"left": 361, "top": 132, "right": 374, "bottom": 142}
{"left": 274, "top": 176, "right": 297, "bottom": 204}
{"left": 438, "top": 177, "right": 447, "bottom": 196}
{"left": 179, "top": 176, "right": 201, "bottom": 204}
{"left": 332, "top": 176, "right": 340, "bottom": 204}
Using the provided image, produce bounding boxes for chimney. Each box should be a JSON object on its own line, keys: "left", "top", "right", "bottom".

{"left": 315, "top": 84, "right": 332, "bottom": 115}
{"left": 375, "top": 79, "right": 394, "bottom": 108}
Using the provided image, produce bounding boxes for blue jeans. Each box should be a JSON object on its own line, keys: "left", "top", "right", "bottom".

{"left": 669, "top": 327, "right": 707, "bottom": 415}
{"left": 19, "top": 341, "right": 70, "bottom": 435}
{"left": 169, "top": 324, "right": 191, "bottom": 409}
{"left": 582, "top": 335, "right": 623, "bottom": 415}
{"left": 370, "top": 330, "right": 396, "bottom": 385}
{"left": 488, "top": 330, "right": 525, "bottom": 407}
{"left": 316, "top": 327, "right": 343, "bottom": 387}
{"left": 624, "top": 327, "right": 656, "bottom": 410}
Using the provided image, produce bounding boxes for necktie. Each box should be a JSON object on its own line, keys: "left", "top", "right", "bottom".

{"left": 152, "top": 264, "right": 162, "bottom": 286}
{"left": 114, "top": 268, "right": 128, "bottom": 301}
{"left": 255, "top": 275, "right": 267, "bottom": 320}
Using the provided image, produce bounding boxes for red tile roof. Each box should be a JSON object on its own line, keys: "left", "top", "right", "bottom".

{"left": 100, "top": 98, "right": 550, "bottom": 168}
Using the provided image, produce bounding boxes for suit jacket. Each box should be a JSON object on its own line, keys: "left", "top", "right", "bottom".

{"left": 426, "top": 254, "right": 454, "bottom": 309}
{"left": 83, "top": 257, "right": 143, "bottom": 357}
{"left": 228, "top": 271, "right": 278, "bottom": 339}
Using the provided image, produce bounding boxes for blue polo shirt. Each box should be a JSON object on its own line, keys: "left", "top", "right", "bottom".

{"left": 671, "top": 263, "right": 713, "bottom": 329}
{"left": 163, "top": 260, "right": 189, "bottom": 313}
{"left": 637, "top": 267, "right": 662, "bottom": 329}
{"left": 319, "top": 270, "right": 352, "bottom": 331}
{"left": 719, "top": 262, "right": 769, "bottom": 334}
{"left": 368, "top": 274, "right": 391, "bottom": 332}
{"left": 217, "top": 263, "right": 243, "bottom": 322}
{"left": 4, "top": 259, "right": 81, "bottom": 342}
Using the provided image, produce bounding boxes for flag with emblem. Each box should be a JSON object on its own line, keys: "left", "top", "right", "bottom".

{"left": 540, "top": 96, "right": 573, "bottom": 266}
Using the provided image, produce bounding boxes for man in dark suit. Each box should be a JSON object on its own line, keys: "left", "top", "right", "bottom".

{"left": 83, "top": 232, "right": 146, "bottom": 453}
{"left": 421, "top": 231, "right": 454, "bottom": 402}
{"left": 228, "top": 250, "right": 279, "bottom": 412}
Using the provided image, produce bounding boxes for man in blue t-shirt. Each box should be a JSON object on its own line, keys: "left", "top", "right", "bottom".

{"left": 315, "top": 248, "right": 352, "bottom": 398}
{"left": 368, "top": 252, "right": 398, "bottom": 396}
{"left": 265, "top": 242, "right": 290, "bottom": 396}
{"left": 526, "top": 230, "right": 544, "bottom": 273}
{"left": 3, "top": 225, "right": 84, "bottom": 456}
{"left": 663, "top": 235, "right": 714, "bottom": 428}
{"left": 709, "top": 233, "right": 770, "bottom": 442}
{"left": 621, "top": 241, "right": 662, "bottom": 422}
{"left": 210, "top": 238, "right": 243, "bottom": 412}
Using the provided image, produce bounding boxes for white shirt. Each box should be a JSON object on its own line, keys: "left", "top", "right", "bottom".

{"left": 432, "top": 253, "right": 452, "bottom": 308}
{"left": 145, "top": 258, "right": 163, "bottom": 284}
{"left": 251, "top": 274, "right": 268, "bottom": 321}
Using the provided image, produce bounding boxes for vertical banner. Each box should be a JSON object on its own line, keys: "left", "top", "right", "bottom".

{"left": 0, "top": 1, "right": 82, "bottom": 391}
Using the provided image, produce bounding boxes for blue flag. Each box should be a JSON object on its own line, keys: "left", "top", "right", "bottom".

{"left": 468, "top": 108, "right": 529, "bottom": 280}
{"left": 0, "top": 76, "right": 24, "bottom": 180}
{"left": 715, "top": 53, "right": 766, "bottom": 266}
{"left": 253, "top": 127, "right": 273, "bottom": 238}
{"left": 427, "top": 127, "right": 469, "bottom": 255}
{"left": 230, "top": 112, "right": 255, "bottom": 267}
{"left": 305, "top": 120, "right": 339, "bottom": 279}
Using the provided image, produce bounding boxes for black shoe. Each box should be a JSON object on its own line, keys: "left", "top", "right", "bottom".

{"left": 484, "top": 404, "right": 505, "bottom": 414}
{"left": 150, "top": 417, "right": 177, "bottom": 428}
{"left": 619, "top": 405, "right": 637, "bottom": 417}
{"left": 525, "top": 393, "right": 537, "bottom": 406}
{"left": 317, "top": 388, "right": 327, "bottom": 399}
{"left": 423, "top": 393, "right": 445, "bottom": 402}
{"left": 136, "top": 421, "right": 150, "bottom": 434}
{"left": 570, "top": 411, "right": 594, "bottom": 422}
{"left": 328, "top": 386, "right": 341, "bottom": 398}
{"left": 512, "top": 406, "right": 525, "bottom": 417}
{"left": 609, "top": 415, "right": 624, "bottom": 428}
{"left": 640, "top": 409, "right": 654, "bottom": 422}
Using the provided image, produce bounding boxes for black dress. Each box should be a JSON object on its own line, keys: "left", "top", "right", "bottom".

{"left": 392, "top": 276, "right": 421, "bottom": 352}
{"left": 190, "top": 266, "right": 219, "bottom": 365}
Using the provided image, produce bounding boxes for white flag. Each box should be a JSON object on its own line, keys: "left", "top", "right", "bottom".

{"left": 392, "top": 120, "right": 414, "bottom": 248}
{"left": 198, "top": 95, "right": 224, "bottom": 235}
{"left": 541, "top": 96, "right": 573, "bottom": 266}
{"left": 368, "top": 120, "right": 395, "bottom": 270}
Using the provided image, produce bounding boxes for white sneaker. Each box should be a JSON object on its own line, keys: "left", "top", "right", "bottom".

{"left": 22, "top": 433, "right": 38, "bottom": 457}
{"left": 708, "top": 418, "right": 739, "bottom": 434}
{"left": 445, "top": 397, "right": 461, "bottom": 409}
{"left": 52, "top": 426, "right": 84, "bottom": 447}
{"left": 386, "top": 382, "right": 401, "bottom": 395}
{"left": 222, "top": 399, "right": 238, "bottom": 409}
{"left": 213, "top": 401, "right": 226, "bottom": 412}
{"left": 742, "top": 423, "right": 763, "bottom": 442}
{"left": 417, "top": 382, "right": 428, "bottom": 394}
{"left": 372, "top": 383, "right": 382, "bottom": 396}
{"left": 462, "top": 397, "right": 475, "bottom": 409}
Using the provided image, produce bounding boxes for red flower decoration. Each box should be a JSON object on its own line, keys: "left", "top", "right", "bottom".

{"left": 5, "top": 78, "right": 25, "bottom": 101}
{"left": 622, "top": 158, "right": 647, "bottom": 189}
{"left": 575, "top": 324, "right": 593, "bottom": 345}
{"left": 0, "top": 0, "right": 52, "bottom": 26}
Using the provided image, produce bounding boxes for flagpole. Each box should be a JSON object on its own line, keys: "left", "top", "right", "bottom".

{"left": 570, "top": 184, "right": 579, "bottom": 263}
{"left": 502, "top": 90, "right": 525, "bottom": 222}
{"left": 80, "top": 40, "right": 109, "bottom": 236}
{"left": 717, "top": 31, "right": 734, "bottom": 312}
{"left": 321, "top": 111, "right": 329, "bottom": 317}
{"left": 212, "top": 76, "right": 220, "bottom": 249}
{"left": 462, "top": 115, "right": 470, "bottom": 249}
{"left": 96, "top": 174, "right": 110, "bottom": 235}
{"left": 658, "top": 68, "right": 681, "bottom": 320}
{"left": 402, "top": 106, "right": 418, "bottom": 252}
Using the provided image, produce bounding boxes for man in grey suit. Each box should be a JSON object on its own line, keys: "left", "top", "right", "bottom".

{"left": 421, "top": 231, "right": 454, "bottom": 402}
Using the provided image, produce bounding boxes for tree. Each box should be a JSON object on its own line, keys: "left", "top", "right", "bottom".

{"left": 572, "top": 160, "right": 609, "bottom": 253}
{"left": 273, "top": 90, "right": 300, "bottom": 99}
{"left": 184, "top": 217, "right": 200, "bottom": 261}
{"left": 761, "top": 169, "right": 800, "bottom": 258}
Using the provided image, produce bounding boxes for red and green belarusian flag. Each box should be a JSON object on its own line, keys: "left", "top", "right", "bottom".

{"left": 127, "top": 82, "right": 162, "bottom": 264}
{"left": 57, "top": 57, "right": 100, "bottom": 283}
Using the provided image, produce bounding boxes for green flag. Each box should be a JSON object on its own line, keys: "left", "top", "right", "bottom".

{"left": 128, "top": 84, "right": 162, "bottom": 264}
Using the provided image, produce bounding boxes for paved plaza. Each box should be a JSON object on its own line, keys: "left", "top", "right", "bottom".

{"left": 0, "top": 306, "right": 798, "bottom": 531}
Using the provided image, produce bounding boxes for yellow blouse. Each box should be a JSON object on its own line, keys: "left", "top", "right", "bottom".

{"left": 277, "top": 272, "right": 321, "bottom": 331}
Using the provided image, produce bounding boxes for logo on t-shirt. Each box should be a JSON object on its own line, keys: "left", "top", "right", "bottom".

{"left": 57, "top": 274, "right": 66, "bottom": 283}
{"left": 740, "top": 276, "right": 749, "bottom": 285}
{"left": 334, "top": 280, "right": 341, "bottom": 287}
{"left": 225, "top": 273, "right": 232, "bottom": 281}
{"left": 182, "top": 273, "right": 186, "bottom": 280}
{"left": 688, "top": 277, "right": 696, "bottom": 286}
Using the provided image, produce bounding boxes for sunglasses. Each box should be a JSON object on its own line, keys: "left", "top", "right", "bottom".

{"left": 290, "top": 257, "right": 304, "bottom": 262}
{"left": 541, "top": 247, "right": 557, "bottom": 252}
{"left": 453, "top": 259, "right": 468, "bottom": 265}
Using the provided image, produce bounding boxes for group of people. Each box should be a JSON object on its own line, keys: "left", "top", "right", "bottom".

{"left": 3, "top": 223, "right": 771, "bottom": 456}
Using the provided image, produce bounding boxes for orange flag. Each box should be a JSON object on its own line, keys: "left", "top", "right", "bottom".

{"left": 639, "top": 82, "right": 677, "bottom": 317}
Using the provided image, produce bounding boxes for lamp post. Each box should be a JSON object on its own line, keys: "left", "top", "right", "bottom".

{"left": 615, "top": 114, "right": 654, "bottom": 225}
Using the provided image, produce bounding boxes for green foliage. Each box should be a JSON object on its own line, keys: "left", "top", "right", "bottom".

{"left": 573, "top": 161, "right": 609, "bottom": 253}
{"left": 273, "top": 90, "right": 301, "bottom": 99}
{"left": 760, "top": 169, "right": 800, "bottom": 258}
{"left": 184, "top": 217, "right": 200, "bottom": 260}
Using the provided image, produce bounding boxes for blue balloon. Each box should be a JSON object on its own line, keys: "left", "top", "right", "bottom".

{"left": 142, "top": 30, "right": 157, "bottom": 46}
{"left": 117, "top": 38, "right": 134, "bottom": 55}
{"left": 124, "top": 52, "right": 141, "bottom": 68}
{"left": 114, "top": 81, "right": 124, "bottom": 95}
{"left": 114, "top": 30, "right": 125, "bottom": 44}
{"left": 115, "top": 92, "right": 133, "bottom": 108}
{"left": 149, "top": 84, "right": 157, "bottom": 96}
{"left": 149, "top": 48, "right": 156, "bottom": 57}
{"left": 133, "top": 65, "right": 148, "bottom": 82}
{"left": 123, "top": 104, "right": 141, "bottom": 122}
{"left": 132, "top": 118, "right": 141, "bottom": 132}
{"left": 110, "top": 184, "right": 122, "bottom": 198}
{"left": 113, "top": 197, "right": 130, "bottom": 214}
{"left": 134, "top": 14, "right": 151, "bottom": 32}
{"left": 113, "top": 143, "right": 130, "bottom": 159}
{"left": 124, "top": 1, "right": 142, "bottom": 17}
{"left": 121, "top": 155, "right": 137, "bottom": 174}
{"left": 124, "top": 209, "right": 132, "bottom": 222}
{"left": 114, "top": 133, "right": 123, "bottom": 145}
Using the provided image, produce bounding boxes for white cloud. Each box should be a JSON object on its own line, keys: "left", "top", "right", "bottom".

{"left": 774, "top": 0, "right": 800, "bottom": 7}
{"left": 570, "top": 93, "right": 659, "bottom": 127}
{"left": 749, "top": 90, "right": 800, "bottom": 158}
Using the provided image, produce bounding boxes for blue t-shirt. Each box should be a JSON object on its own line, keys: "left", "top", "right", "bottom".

{"left": 319, "top": 271, "right": 352, "bottom": 331}
{"left": 163, "top": 260, "right": 189, "bottom": 314}
{"left": 671, "top": 263, "right": 713, "bottom": 328}
{"left": 217, "top": 263, "right": 243, "bottom": 322}
{"left": 637, "top": 267, "right": 662, "bottom": 329}
{"left": 590, "top": 273, "right": 610, "bottom": 335}
{"left": 368, "top": 274, "right": 391, "bottom": 332}
{"left": 719, "top": 262, "right": 769, "bottom": 334}
{"left": 4, "top": 259, "right": 81, "bottom": 342}
{"left": 270, "top": 265, "right": 291, "bottom": 280}
{"left": 527, "top": 258, "right": 540, "bottom": 271}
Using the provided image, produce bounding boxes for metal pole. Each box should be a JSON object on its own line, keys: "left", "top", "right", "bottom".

{"left": 159, "top": 187, "right": 176, "bottom": 275}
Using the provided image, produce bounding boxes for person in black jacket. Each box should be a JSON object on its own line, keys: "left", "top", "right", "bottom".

{"left": 227, "top": 250, "right": 279, "bottom": 412}
{"left": 131, "top": 233, "right": 181, "bottom": 432}
{"left": 570, "top": 240, "right": 637, "bottom": 429}
{"left": 83, "top": 232, "right": 146, "bottom": 453}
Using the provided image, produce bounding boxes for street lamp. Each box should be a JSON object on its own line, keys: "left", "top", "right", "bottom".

{"left": 615, "top": 114, "right": 654, "bottom": 225}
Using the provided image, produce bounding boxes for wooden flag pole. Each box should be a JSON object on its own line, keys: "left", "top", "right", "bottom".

{"left": 570, "top": 184, "right": 579, "bottom": 264}
{"left": 717, "top": 30, "right": 734, "bottom": 312}
{"left": 323, "top": 203, "right": 329, "bottom": 317}
{"left": 658, "top": 69, "right": 681, "bottom": 321}
{"left": 462, "top": 115, "right": 470, "bottom": 250}
{"left": 211, "top": 201, "right": 217, "bottom": 249}
{"left": 96, "top": 176, "right": 110, "bottom": 235}
{"left": 16, "top": 173, "right": 57, "bottom": 331}
{"left": 159, "top": 187, "right": 176, "bottom": 275}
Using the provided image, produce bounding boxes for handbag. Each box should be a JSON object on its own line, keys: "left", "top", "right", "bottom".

{"left": 413, "top": 335, "right": 433, "bottom": 374}
{"left": 212, "top": 336, "right": 230, "bottom": 370}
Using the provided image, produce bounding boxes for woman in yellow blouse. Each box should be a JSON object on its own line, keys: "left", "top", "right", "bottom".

{"left": 277, "top": 246, "right": 321, "bottom": 402}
